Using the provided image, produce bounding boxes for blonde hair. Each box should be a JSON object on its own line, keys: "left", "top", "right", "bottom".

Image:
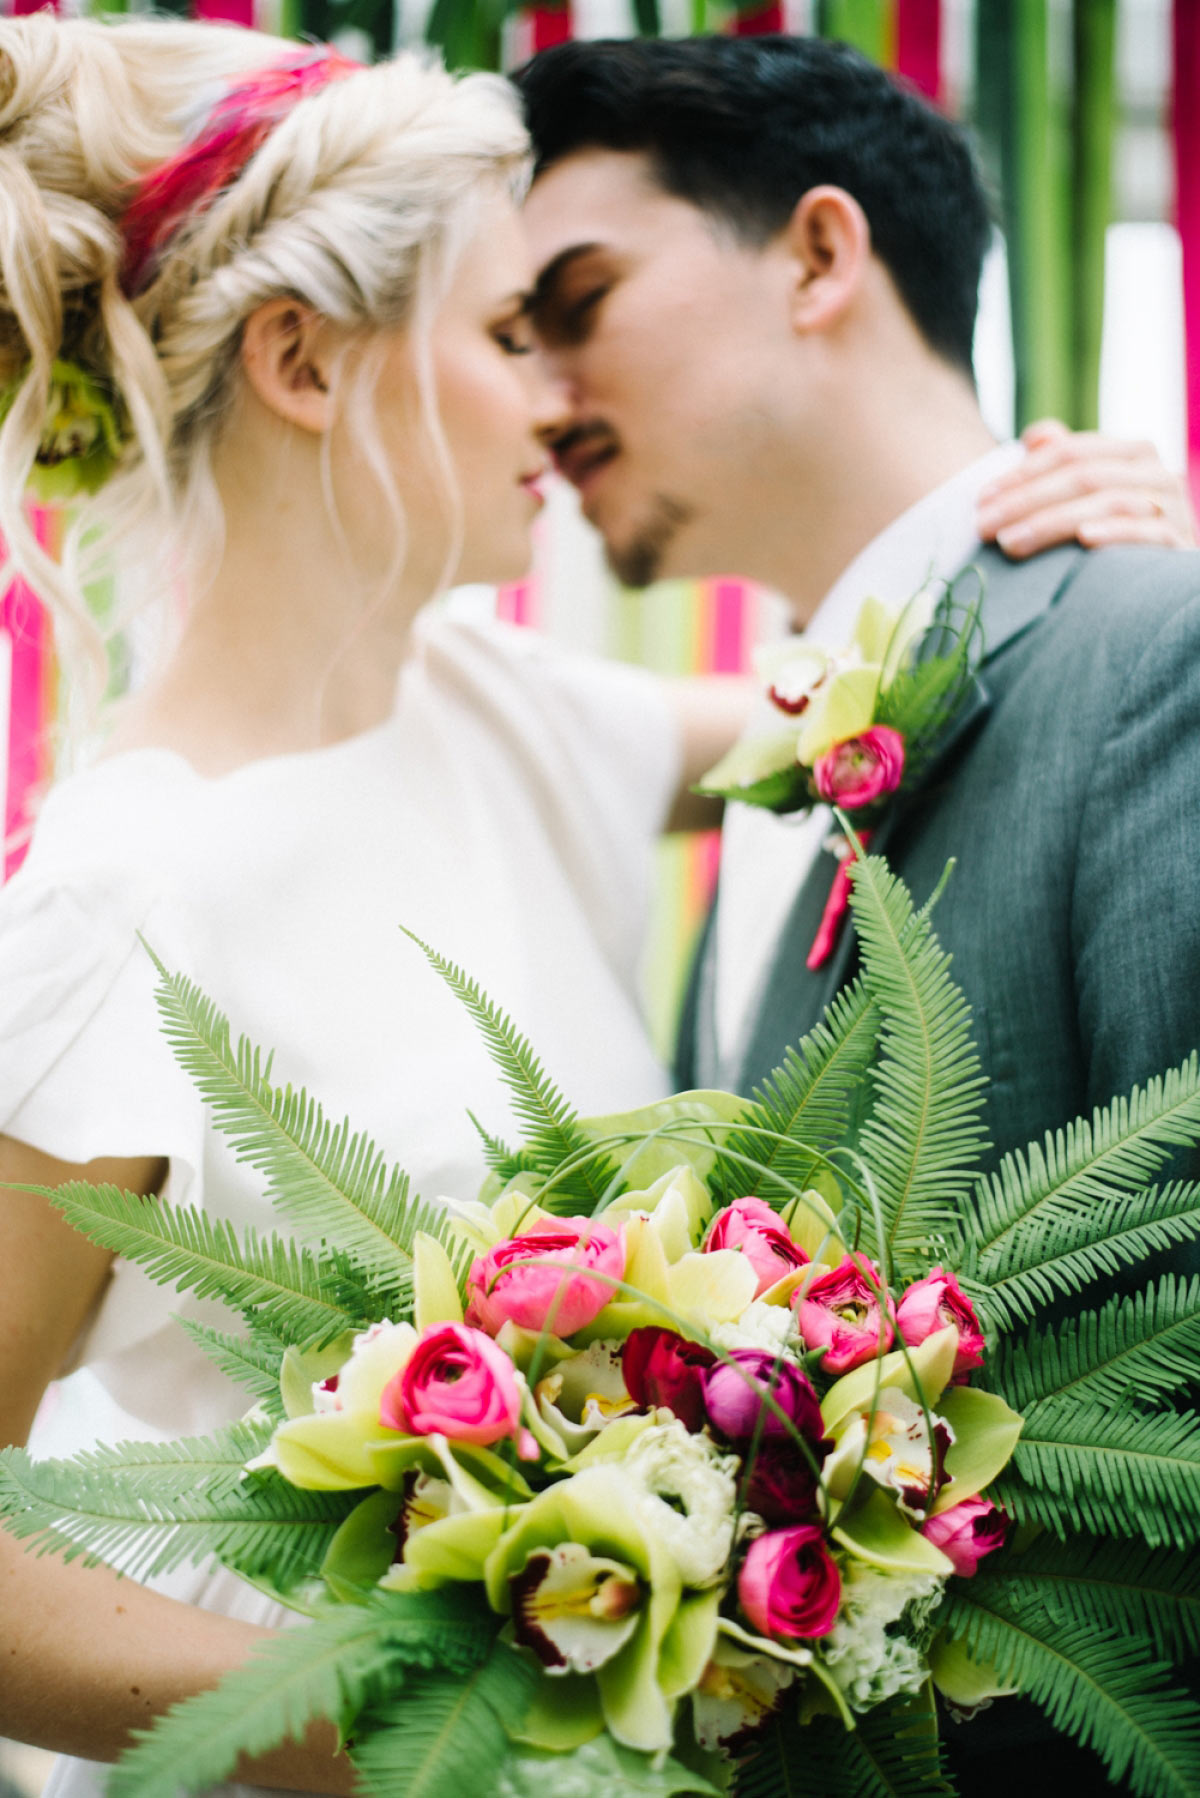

{"left": 0, "top": 15, "right": 529, "bottom": 739}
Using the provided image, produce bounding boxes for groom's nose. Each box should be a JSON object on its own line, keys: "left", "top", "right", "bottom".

{"left": 530, "top": 347, "right": 574, "bottom": 444}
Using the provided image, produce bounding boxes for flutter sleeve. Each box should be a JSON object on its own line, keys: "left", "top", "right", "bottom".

{"left": 0, "top": 865, "right": 213, "bottom": 1411}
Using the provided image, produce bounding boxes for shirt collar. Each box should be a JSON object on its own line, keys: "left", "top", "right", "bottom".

{"left": 802, "top": 441, "right": 1025, "bottom": 647}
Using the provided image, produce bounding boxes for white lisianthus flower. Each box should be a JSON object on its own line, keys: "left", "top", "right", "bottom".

{"left": 622, "top": 1419, "right": 740, "bottom": 1588}
{"left": 822, "top": 1564, "right": 942, "bottom": 1711}
{"left": 710, "top": 1299, "right": 800, "bottom": 1358}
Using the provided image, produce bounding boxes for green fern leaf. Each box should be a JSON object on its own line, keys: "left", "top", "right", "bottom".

{"left": 942, "top": 1586, "right": 1200, "bottom": 1797}
{"left": 39, "top": 1182, "right": 374, "bottom": 1343}
{"left": 719, "top": 978, "right": 880, "bottom": 1202}
{"left": 973, "top": 1535, "right": 1200, "bottom": 1663}
{"left": 0, "top": 1419, "right": 272, "bottom": 1506}
{"left": 964, "top": 1057, "right": 1200, "bottom": 1283}
{"left": 994, "top": 1399, "right": 1200, "bottom": 1551}
{"left": 968, "top": 1183, "right": 1200, "bottom": 1331}
{"left": 351, "top": 1637, "right": 539, "bottom": 1797}
{"left": 400, "top": 930, "right": 621, "bottom": 1211}
{"left": 992, "top": 1276, "right": 1200, "bottom": 1410}
{"left": 146, "top": 952, "right": 447, "bottom": 1288}
{"left": 175, "top": 1319, "right": 287, "bottom": 1415}
{"left": 734, "top": 1687, "right": 952, "bottom": 1798}
{"left": 844, "top": 849, "right": 988, "bottom": 1273}
{"left": 0, "top": 1443, "right": 353, "bottom": 1582}
{"left": 109, "top": 1589, "right": 495, "bottom": 1798}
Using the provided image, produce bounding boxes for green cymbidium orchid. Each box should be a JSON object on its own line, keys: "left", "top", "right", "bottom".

{"left": 252, "top": 1320, "right": 417, "bottom": 1490}
{"left": 0, "top": 359, "right": 126, "bottom": 503}
{"left": 485, "top": 1465, "right": 690, "bottom": 1754}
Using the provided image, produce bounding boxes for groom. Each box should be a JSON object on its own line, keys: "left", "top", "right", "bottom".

{"left": 514, "top": 35, "right": 1200, "bottom": 1790}
{"left": 514, "top": 32, "right": 1200, "bottom": 1180}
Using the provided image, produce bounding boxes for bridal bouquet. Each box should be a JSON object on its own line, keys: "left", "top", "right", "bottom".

{"left": 3, "top": 843, "right": 1199, "bottom": 1797}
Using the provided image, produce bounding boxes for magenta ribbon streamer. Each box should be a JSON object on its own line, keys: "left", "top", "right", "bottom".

{"left": 1175, "top": 1, "right": 1200, "bottom": 516}
{"left": 531, "top": 5, "right": 572, "bottom": 49}
{"left": 733, "top": 5, "right": 785, "bottom": 35}
{"left": 2, "top": 521, "right": 53, "bottom": 883}
{"left": 895, "top": 0, "right": 941, "bottom": 102}
{"left": 193, "top": 0, "right": 257, "bottom": 24}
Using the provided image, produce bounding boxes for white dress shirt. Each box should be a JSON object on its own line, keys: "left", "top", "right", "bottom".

{"left": 712, "top": 442, "right": 1024, "bottom": 1083}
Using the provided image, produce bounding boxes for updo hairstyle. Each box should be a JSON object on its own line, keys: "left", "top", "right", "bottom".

{"left": 0, "top": 15, "right": 528, "bottom": 736}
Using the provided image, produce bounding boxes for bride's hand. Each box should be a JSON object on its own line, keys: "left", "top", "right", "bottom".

{"left": 975, "top": 418, "right": 1197, "bottom": 557}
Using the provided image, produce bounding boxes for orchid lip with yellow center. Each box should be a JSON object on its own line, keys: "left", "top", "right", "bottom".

{"left": 510, "top": 1542, "right": 643, "bottom": 1673}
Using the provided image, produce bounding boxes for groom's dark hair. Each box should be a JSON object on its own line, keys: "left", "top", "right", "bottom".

{"left": 512, "top": 35, "right": 991, "bottom": 378}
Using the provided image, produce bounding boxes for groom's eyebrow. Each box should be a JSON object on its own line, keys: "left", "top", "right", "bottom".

{"left": 531, "top": 244, "right": 603, "bottom": 317}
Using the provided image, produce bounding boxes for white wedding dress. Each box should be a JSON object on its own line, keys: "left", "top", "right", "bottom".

{"left": 0, "top": 611, "right": 680, "bottom": 1796}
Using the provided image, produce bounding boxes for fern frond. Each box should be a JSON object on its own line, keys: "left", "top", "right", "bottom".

{"left": 109, "top": 1590, "right": 495, "bottom": 1798}
{"left": 351, "top": 1637, "right": 538, "bottom": 1797}
{"left": 719, "top": 979, "right": 879, "bottom": 1203}
{"left": 400, "top": 930, "right": 620, "bottom": 1211}
{"left": 845, "top": 850, "right": 988, "bottom": 1273}
{"left": 964, "top": 1056, "right": 1200, "bottom": 1280}
{"left": 994, "top": 1399, "right": 1200, "bottom": 1550}
{"left": 175, "top": 1320, "right": 287, "bottom": 1414}
{"left": 40, "top": 1183, "right": 374, "bottom": 1343}
{"left": 975, "top": 1534, "right": 1200, "bottom": 1663}
{"left": 0, "top": 1420, "right": 272, "bottom": 1507}
{"left": 992, "top": 1276, "right": 1200, "bottom": 1410}
{"left": 0, "top": 1443, "right": 353, "bottom": 1582}
{"left": 147, "top": 953, "right": 439, "bottom": 1288}
{"left": 968, "top": 1182, "right": 1200, "bottom": 1330}
{"left": 942, "top": 1586, "right": 1200, "bottom": 1797}
{"left": 734, "top": 1688, "right": 952, "bottom": 1798}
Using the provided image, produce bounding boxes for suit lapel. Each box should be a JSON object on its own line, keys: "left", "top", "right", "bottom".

{"left": 728, "top": 542, "right": 1087, "bottom": 1095}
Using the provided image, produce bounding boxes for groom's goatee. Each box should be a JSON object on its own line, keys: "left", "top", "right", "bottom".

{"left": 609, "top": 493, "right": 695, "bottom": 589}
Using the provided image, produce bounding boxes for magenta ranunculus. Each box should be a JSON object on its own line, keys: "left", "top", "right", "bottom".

{"left": 896, "top": 1266, "right": 986, "bottom": 1378}
{"left": 921, "top": 1497, "right": 1007, "bottom": 1576}
{"left": 702, "top": 1349, "right": 826, "bottom": 1449}
{"left": 466, "top": 1218, "right": 625, "bottom": 1339}
{"left": 622, "top": 1327, "right": 716, "bottom": 1431}
{"left": 380, "top": 1321, "right": 522, "bottom": 1447}
{"left": 738, "top": 1524, "right": 842, "bottom": 1640}
{"left": 792, "top": 1254, "right": 895, "bottom": 1375}
{"left": 813, "top": 726, "right": 905, "bottom": 810}
{"left": 704, "top": 1197, "right": 809, "bottom": 1298}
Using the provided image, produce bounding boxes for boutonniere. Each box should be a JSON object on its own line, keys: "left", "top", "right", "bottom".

{"left": 697, "top": 580, "right": 983, "bottom": 968}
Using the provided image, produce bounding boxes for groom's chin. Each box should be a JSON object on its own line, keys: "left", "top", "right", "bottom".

{"left": 602, "top": 494, "right": 697, "bottom": 590}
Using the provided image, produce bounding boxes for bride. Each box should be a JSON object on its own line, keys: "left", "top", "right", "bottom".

{"left": 0, "top": 14, "right": 1187, "bottom": 1792}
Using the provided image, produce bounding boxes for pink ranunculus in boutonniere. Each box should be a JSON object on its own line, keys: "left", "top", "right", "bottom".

{"left": 793, "top": 1254, "right": 895, "bottom": 1374}
{"left": 466, "top": 1217, "right": 625, "bottom": 1338}
{"left": 703, "top": 1196, "right": 810, "bottom": 1298}
{"left": 813, "top": 726, "right": 905, "bottom": 810}
{"left": 896, "top": 1266, "right": 986, "bottom": 1379}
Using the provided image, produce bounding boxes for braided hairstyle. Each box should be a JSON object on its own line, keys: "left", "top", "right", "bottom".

{"left": 0, "top": 16, "right": 527, "bottom": 737}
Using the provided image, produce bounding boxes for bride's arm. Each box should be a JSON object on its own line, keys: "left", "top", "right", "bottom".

{"left": 0, "top": 1137, "right": 355, "bottom": 1793}
{"left": 660, "top": 673, "right": 756, "bottom": 833}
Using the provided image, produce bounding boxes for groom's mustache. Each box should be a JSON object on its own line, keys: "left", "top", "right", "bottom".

{"left": 549, "top": 421, "right": 621, "bottom": 490}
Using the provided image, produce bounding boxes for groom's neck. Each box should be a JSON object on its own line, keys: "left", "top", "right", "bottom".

{"left": 767, "top": 354, "right": 997, "bottom": 629}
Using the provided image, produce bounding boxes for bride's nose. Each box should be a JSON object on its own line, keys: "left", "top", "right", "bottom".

{"left": 529, "top": 347, "right": 573, "bottom": 443}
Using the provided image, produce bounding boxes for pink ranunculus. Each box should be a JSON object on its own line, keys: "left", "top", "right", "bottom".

{"left": 813, "top": 726, "right": 905, "bottom": 810}
{"left": 921, "top": 1497, "right": 1007, "bottom": 1577}
{"left": 702, "top": 1349, "right": 827, "bottom": 1450}
{"left": 622, "top": 1328, "right": 716, "bottom": 1432}
{"left": 380, "top": 1321, "right": 522, "bottom": 1447}
{"left": 896, "top": 1266, "right": 986, "bottom": 1378}
{"left": 792, "top": 1254, "right": 895, "bottom": 1375}
{"left": 704, "top": 1197, "right": 809, "bottom": 1298}
{"left": 738, "top": 1524, "right": 842, "bottom": 1641}
{"left": 466, "top": 1218, "right": 625, "bottom": 1339}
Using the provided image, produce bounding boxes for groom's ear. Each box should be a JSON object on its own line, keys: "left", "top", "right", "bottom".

{"left": 782, "top": 186, "right": 871, "bottom": 336}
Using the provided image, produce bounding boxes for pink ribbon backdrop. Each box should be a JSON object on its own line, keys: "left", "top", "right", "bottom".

{"left": 1174, "top": 0, "right": 1200, "bottom": 516}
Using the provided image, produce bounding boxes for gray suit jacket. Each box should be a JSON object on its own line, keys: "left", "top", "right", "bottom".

{"left": 680, "top": 542, "right": 1200, "bottom": 1196}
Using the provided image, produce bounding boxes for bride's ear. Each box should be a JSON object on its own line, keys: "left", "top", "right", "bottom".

{"left": 240, "top": 298, "right": 336, "bottom": 433}
{"left": 783, "top": 186, "right": 871, "bottom": 336}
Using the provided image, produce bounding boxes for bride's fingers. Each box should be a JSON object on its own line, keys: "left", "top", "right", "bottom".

{"left": 979, "top": 462, "right": 1195, "bottom": 545}
{"left": 985, "top": 487, "right": 1195, "bottom": 558}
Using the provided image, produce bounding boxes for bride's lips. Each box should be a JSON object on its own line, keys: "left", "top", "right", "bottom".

{"left": 519, "top": 467, "right": 548, "bottom": 508}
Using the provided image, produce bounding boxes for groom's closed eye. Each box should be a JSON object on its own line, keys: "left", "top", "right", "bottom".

{"left": 531, "top": 245, "right": 617, "bottom": 348}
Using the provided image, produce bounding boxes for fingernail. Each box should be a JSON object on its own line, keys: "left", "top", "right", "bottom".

{"left": 996, "top": 525, "right": 1030, "bottom": 552}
